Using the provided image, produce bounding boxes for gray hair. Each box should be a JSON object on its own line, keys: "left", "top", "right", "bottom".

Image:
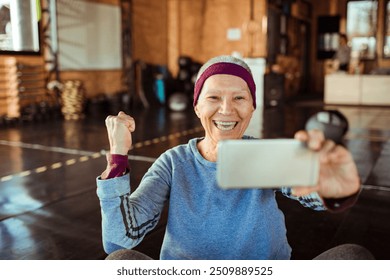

{"left": 196, "top": 55, "right": 252, "bottom": 81}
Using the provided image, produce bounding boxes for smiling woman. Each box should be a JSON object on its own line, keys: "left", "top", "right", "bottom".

{"left": 195, "top": 74, "right": 255, "bottom": 161}
{"left": 0, "top": 0, "right": 40, "bottom": 54}
{"left": 191, "top": 55, "right": 256, "bottom": 162}
{"left": 96, "top": 55, "right": 366, "bottom": 261}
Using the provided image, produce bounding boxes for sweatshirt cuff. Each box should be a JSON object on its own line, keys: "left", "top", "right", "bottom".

{"left": 96, "top": 172, "right": 131, "bottom": 199}
{"left": 323, "top": 189, "right": 361, "bottom": 212}
{"left": 100, "top": 153, "right": 129, "bottom": 180}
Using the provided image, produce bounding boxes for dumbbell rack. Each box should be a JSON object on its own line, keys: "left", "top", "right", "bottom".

{"left": 0, "top": 58, "right": 57, "bottom": 123}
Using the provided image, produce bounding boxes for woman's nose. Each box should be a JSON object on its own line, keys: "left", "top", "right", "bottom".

{"left": 219, "top": 98, "right": 234, "bottom": 115}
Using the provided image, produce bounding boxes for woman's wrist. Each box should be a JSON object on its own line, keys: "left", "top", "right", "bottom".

{"left": 110, "top": 146, "right": 129, "bottom": 155}
{"left": 101, "top": 153, "right": 129, "bottom": 180}
{"left": 323, "top": 188, "right": 361, "bottom": 212}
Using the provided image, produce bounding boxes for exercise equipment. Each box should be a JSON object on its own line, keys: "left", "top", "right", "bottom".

{"left": 168, "top": 92, "right": 188, "bottom": 112}
{"left": 305, "top": 110, "right": 349, "bottom": 144}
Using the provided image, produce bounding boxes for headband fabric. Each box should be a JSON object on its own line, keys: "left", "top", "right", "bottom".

{"left": 193, "top": 62, "right": 256, "bottom": 108}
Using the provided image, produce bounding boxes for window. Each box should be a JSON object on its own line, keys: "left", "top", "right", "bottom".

{"left": 384, "top": 0, "right": 390, "bottom": 58}
{"left": 0, "top": 0, "right": 40, "bottom": 54}
{"left": 346, "top": 0, "right": 378, "bottom": 59}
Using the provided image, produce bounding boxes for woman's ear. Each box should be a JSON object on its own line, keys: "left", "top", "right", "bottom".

{"left": 194, "top": 105, "right": 201, "bottom": 118}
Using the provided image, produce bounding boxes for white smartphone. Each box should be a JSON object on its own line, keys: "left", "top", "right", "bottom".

{"left": 216, "top": 139, "right": 319, "bottom": 189}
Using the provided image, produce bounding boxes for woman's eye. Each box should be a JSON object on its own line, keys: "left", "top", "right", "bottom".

{"left": 208, "top": 96, "right": 219, "bottom": 100}
{"left": 234, "top": 96, "right": 245, "bottom": 100}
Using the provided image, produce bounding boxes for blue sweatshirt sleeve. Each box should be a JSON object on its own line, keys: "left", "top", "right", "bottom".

{"left": 96, "top": 154, "right": 171, "bottom": 254}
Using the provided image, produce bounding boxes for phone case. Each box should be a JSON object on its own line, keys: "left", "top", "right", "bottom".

{"left": 216, "top": 139, "right": 319, "bottom": 189}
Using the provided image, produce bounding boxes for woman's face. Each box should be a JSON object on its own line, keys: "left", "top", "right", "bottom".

{"left": 194, "top": 74, "right": 254, "bottom": 145}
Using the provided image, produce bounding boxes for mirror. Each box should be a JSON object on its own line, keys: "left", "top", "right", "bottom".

{"left": 0, "top": 0, "right": 40, "bottom": 54}
{"left": 385, "top": 0, "right": 390, "bottom": 58}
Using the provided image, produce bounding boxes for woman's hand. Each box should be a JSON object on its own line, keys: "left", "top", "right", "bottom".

{"left": 105, "top": 111, "right": 135, "bottom": 155}
{"left": 292, "top": 130, "right": 360, "bottom": 199}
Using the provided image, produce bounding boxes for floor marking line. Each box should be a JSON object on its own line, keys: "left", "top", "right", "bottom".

{"left": 134, "top": 143, "right": 144, "bottom": 148}
{"left": 0, "top": 140, "right": 95, "bottom": 156}
{"left": 35, "top": 166, "right": 48, "bottom": 173}
{"left": 0, "top": 126, "right": 203, "bottom": 181}
{"left": 66, "top": 159, "right": 77, "bottom": 165}
{"left": 79, "top": 156, "right": 89, "bottom": 162}
{"left": 51, "top": 162, "right": 63, "bottom": 169}
{"left": 1, "top": 175, "right": 13, "bottom": 182}
{"left": 19, "top": 170, "right": 32, "bottom": 177}
{"left": 128, "top": 155, "right": 157, "bottom": 163}
{"left": 91, "top": 153, "right": 101, "bottom": 159}
{"left": 143, "top": 140, "right": 152, "bottom": 146}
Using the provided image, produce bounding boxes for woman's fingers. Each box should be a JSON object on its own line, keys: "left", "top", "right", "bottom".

{"left": 294, "top": 129, "right": 325, "bottom": 151}
{"left": 104, "top": 112, "right": 135, "bottom": 155}
{"left": 291, "top": 186, "right": 319, "bottom": 197}
{"left": 117, "top": 111, "right": 136, "bottom": 132}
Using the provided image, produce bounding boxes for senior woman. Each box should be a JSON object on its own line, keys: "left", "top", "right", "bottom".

{"left": 96, "top": 55, "right": 372, "bottom": 260}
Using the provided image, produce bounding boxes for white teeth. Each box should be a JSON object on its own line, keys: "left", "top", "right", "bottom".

{"left": 215, "top": 121, "right": 236, "bottom": 125}
{"left": 214, "top": 121, "right": 237, "bottom": 131}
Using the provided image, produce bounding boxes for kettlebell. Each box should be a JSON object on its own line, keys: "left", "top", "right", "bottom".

{"left": 305, "top": 110, "right": 349, "bottom": 144}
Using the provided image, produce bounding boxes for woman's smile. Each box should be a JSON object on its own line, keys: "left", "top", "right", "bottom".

{"left": 213, "top": 120, "right": 238, "bottom": 131}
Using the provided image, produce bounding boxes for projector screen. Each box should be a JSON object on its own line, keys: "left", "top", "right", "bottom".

{"left": 57, "top": 0, "right": 121, "bottom": 70}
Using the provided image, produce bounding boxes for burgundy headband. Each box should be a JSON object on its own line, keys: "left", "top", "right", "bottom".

{"left": 193, "top": 62, "right": 256, "bottom": 108}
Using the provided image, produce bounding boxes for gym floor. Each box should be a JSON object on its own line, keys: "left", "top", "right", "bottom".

{"left": 0, "top": 100, "right": 389, "bottom": 260}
